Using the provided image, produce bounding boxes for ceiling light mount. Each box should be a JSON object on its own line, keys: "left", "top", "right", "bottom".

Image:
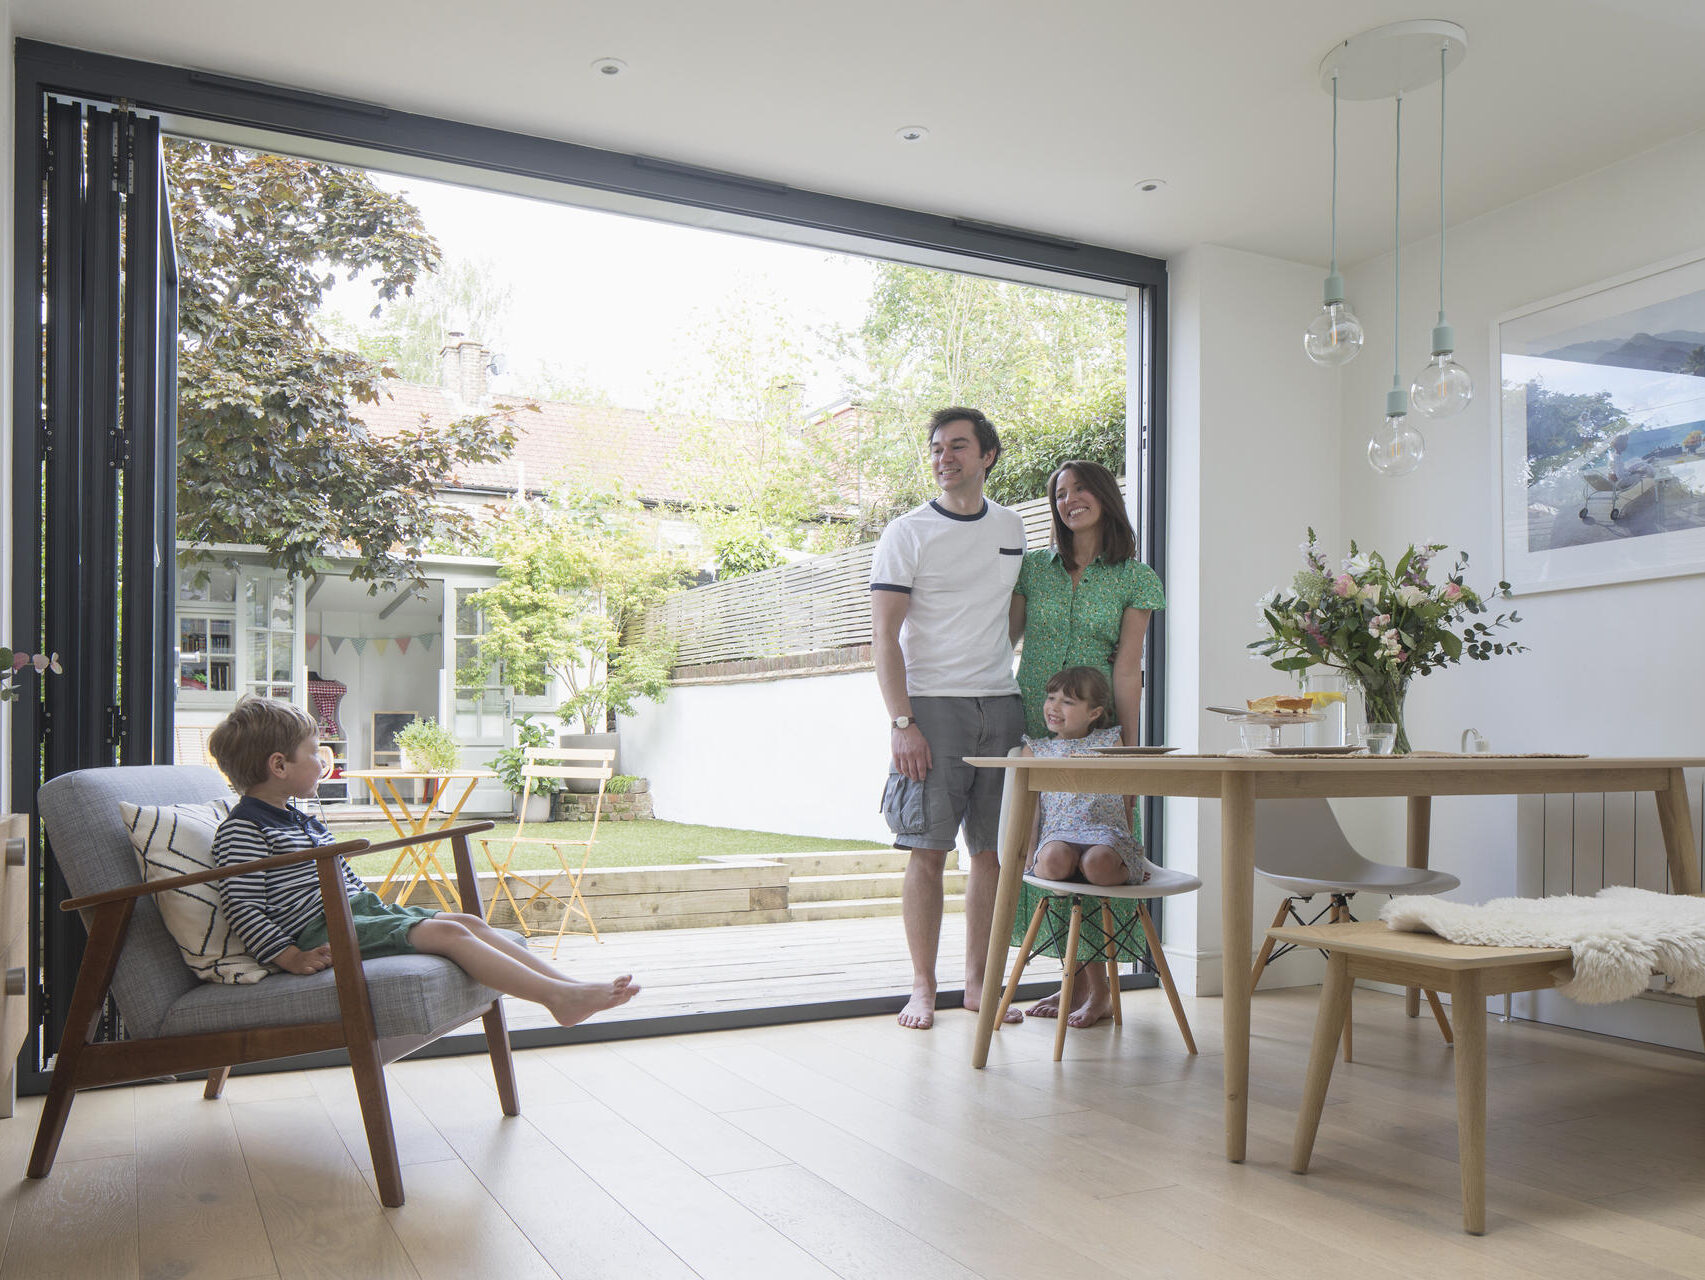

{"left": 590, "top": 57, "right": 628, "bottom": 77}
{"left": 1318, "top": 19, "right": 1466, "bottom": 100}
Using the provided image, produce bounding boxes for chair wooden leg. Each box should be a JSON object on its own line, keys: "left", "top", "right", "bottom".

{"left": 1250, "top": 898, "right": 1292, "bottom": 989}
{"left": 1101, "top": 901, "right": 1121, "bottom": 1028}
{"left": 203, "top": 1067, "right": 232, "bottom": 1100}
{"left": 1136, "top": 902, "right": 1196, "bottom": 1055}
{"left": 481, "top": 1000, "right": 521, "bottom": 1117}
{"left": 1291, "top": 952, "right": 1353, "bottom": 1174}
{"left": 1054, "top": 900, "right": 1084, "bottom": 1063}
{"left": 1453, "top": 974, "right": 1488, "bottom": 1234}
{"left": 29, "top": 900, "right": 133, "bottom": 1179}
{"left": 1425, "top": 988, "right": 1454, "bottom": 1045}
{"left": 997, "top": 898, "right": 1049, "bottom": 1030}
{"left": 1329, "top": 902, "right": 1353, "bottom": 1064}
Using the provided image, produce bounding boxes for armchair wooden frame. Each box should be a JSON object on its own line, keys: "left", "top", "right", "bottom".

{"left": 27, "top": 820, "right": 512, "bottom": 1209}
{"left": 480, "top": 747, "right": 614, "bottom": 957}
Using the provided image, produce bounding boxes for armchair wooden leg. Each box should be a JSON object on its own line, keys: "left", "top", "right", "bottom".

{"left": 1425, "top": 988, "right": 1455, "bottom": 1045}
{"left": 1054, "top": 900, "right": 1084, "bottom": 1063}
{"left": 204, "top": 1067, "right": 232, "bottom": 1100}
{"left": 1101, "top": 901, "right": 1122, "bottom": 1028}
{"left": 997, "top": 898, "right": 1049, "bottom": 1030}
{"left": 1250, "top": 898, "right": 1292, "bottom": 989}
{"left": 29, "top": 900, "right": 133, "bottom": 1179}
{"left": 482, "top": 1000, "right": 520, "bottom": 1117}
{"left": 1136, "top": 902, "right": 1196, "bottom": 1055}
{"left": 1291, "top": 952, "right": 1353, "bottom": 1174}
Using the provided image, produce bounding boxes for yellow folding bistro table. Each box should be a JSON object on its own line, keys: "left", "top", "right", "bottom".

{"left": 966, "top": 752, "right": 1705, "bottom": 1165}
{"left": 344, "top": 768, "right": 498, "bottom": 912}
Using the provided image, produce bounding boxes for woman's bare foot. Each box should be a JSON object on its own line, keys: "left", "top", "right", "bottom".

{"left": 545, "top": 975, "right": 638, "bottom": 1027}
{"left": 898, "top": 988, "right": 936, "bottom": 1030}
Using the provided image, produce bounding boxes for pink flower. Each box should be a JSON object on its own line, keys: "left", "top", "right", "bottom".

{"left": 9, "top": 653, "right": 26, "bottom": 672}
{"left": 1443, "top": 582, "right": 1462, "bottom": 601}
{"left": 1332, "top": 574, "right": 1355, "bottom": 597}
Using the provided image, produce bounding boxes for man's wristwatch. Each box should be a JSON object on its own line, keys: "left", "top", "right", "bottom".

{"left": 891, "top": 715, "right": 914, "bottom": 730}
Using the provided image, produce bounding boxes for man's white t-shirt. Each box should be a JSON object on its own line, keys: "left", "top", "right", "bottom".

{"left": 869, "top": 498, "right": 1026, "bottom": 697}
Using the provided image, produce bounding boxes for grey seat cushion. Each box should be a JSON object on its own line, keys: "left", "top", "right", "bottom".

{"left": 159, "top": 949, "right": 503, "bottom": 1040}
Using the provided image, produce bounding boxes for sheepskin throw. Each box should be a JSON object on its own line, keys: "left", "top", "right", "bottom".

{"left": 1380, "top": 886, "right": 1705, "bottom": 1004}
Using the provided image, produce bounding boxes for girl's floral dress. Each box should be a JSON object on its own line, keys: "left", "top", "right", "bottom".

{"left": 1026, "top": 725, "right": 1149, "bottom": 884}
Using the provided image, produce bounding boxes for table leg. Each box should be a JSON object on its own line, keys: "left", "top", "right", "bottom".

{"left": 1220, "top": 771, "right": 1254, "bottom": 1163}
{"left": 1404, "top": 795, "right": 1432, "bottom": 1018}
{"left": 973, "top": 767, "right": 1035, "bottom": 1069}
{"left": 1653, "top": 768, "right": 1705, "bottom": 1048}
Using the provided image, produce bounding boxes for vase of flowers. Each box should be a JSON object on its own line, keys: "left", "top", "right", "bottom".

{"left": 1248, "top": 532, "right": 1525, "bottom": 753}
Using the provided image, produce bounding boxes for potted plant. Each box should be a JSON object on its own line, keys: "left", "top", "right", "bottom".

{"left": 393, "top": 716, "right": 460, "bottom": 772}
{"left": 490, "top": 713, "right": 560, "bottom": 822}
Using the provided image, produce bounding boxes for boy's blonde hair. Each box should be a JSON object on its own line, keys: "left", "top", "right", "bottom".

{"left": 207, "top": 695, "right": 317, "bottom": 790}
{"left": 1043, "top": 666, "right": 1114, "bottom": 730}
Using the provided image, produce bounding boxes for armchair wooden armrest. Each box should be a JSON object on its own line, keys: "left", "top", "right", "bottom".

{"left": 62, "top": 838, "right": 373, "bottom": 911}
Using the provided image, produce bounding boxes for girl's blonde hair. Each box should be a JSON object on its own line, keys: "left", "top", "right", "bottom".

{"left": 1043, "top": 666, "right": 1114, "bottom": 730}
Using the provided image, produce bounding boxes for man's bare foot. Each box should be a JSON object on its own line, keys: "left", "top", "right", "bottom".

{"left": 898, "top": 991, "right": 936, "bottom": 1029}
{"left": 961, "top": 987, "right": 1023, "bottom": 1023}
{"left": 545, "top": 974, "right": 638, "bottom": 1028}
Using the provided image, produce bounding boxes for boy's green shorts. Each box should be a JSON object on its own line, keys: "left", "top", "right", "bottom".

{"left": 294, "top": 890, "right": 440, "bottom": 958}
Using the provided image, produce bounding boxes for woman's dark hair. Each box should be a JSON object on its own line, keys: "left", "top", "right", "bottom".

{"left": 927, "top": 407, "right": 1001, "bottom": 474}
{"left": 1049, "top": 460, "right": 1135, "bottom": 571}
{"left": 1042, "top": 665, "right": 1114, "bottom": 730}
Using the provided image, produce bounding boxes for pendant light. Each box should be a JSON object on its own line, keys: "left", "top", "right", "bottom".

{"left": 1303, "top": 71, "right": 1364, "bottom": 366}
{"left": 1369, "top": 93, "right": 1424, "bottom": 477}
{"left": 1409, "top": 43, "right": 1473, "bottom": 418}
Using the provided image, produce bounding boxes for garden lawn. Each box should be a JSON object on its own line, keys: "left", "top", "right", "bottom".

{"left": 338, "top": 819, "right": 887, "bottom": 876}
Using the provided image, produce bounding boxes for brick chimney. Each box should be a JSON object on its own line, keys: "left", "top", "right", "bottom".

{"left": 439, "top": 331, "right": 489, "bottom": 405}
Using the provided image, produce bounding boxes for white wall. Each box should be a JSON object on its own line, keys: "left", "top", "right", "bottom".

{"left": 1163, "top": 244, "right": 1343, "bottom": 995}
{"left": 0, "top": 2, "right": 16, "bottom": 810}
{"left": 1338, "top": 125, "right": 1705, "bottom": 1050}
{"left": 620, "top": 671, "right": 897, "bottom": 845}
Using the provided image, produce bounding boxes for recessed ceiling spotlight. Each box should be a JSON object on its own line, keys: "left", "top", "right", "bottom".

{"left": 1133, "top": 177, "right": 1167, "bottom": 193}
{"left": 591, "top": 57, "right": 627, "bottom": 77}
{"left": 895, "top": 125, "right": 929, "bottom": 143}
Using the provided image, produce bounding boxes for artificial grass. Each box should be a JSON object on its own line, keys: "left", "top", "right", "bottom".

{"left": 337, "top": 818, "right": 888, "bottom": 876}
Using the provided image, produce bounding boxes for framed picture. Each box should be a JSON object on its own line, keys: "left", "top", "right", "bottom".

{"left": 1497, "top": 249, "right": 1705, "bottom": 593}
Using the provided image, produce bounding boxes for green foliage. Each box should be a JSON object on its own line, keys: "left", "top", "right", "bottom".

{"left": 605, "top": 774, "right": 639, "bottom": 795}
{"left": 490, "top": 713, "right": 561, "bottom": 796}
{"left": 985, "top": 384, "right": 1126, "bottom": 507}
{"left": 712, "top": 526, "right": 783, "bottom": 579}
{"left": 467, "top": 485, "right": 695, "bottom": 734}
{"left": 167, "top": 139, "right": 522, "bottom": 589}
{"left": 1518, "top": 380, "right": 1630, "bottom": 483}
{"left": 348, "top": 254, "right": 513, "bottom": 383}
{"left": 393, "top": 717, "right": 460, "bottom": 771}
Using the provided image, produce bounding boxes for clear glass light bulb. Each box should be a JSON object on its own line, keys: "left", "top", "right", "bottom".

{"left": 1303, "top": 301, "right": 1364, "bottom": 366}
{"left": 1368, "top": 413, "right": 1426, "bottom": 476}
{"left": 1410, "top": 351, "right": 1474, "bottom": 418}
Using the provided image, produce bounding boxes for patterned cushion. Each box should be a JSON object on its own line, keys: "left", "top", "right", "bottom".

{"left": 119, "top": 798, "right": 271, "bottom": 985}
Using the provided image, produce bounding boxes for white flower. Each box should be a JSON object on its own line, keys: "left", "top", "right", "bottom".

{"left": 1395, "top": 584, "right": 1427, "bottom": 608}
{"left": 1345, "top": 553, "right": 1371, "bottom": 576}
{"left": 1357, "top": 583, "right": 1381, "bottom": 606}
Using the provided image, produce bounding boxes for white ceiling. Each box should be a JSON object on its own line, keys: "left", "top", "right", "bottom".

{"left": 25, "top": 1, "right": 1705, "bottom": 268}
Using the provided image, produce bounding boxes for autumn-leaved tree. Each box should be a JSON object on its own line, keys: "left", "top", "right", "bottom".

{"left": 466, "top": 486, "right": 694, "bottom": 733}
{"left": 169, "top": 140, "right": 521, "bottom": 588}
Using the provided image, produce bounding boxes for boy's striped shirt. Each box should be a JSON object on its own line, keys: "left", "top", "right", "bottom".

{"left": 211, "top": 796, "right": 367, "bottom": 963}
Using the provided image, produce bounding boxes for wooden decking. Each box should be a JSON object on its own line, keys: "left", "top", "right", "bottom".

{"left": 502, "top": 911, "right": 1069, "bottom": 1031}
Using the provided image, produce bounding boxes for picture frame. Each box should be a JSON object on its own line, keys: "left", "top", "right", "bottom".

{"left": 1496, "top": 248, "right": 1705, "bottom": 594}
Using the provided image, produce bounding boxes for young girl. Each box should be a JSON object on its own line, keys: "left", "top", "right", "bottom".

{"left": 1023, "top": 666, "right": 1151, "bottom": 890}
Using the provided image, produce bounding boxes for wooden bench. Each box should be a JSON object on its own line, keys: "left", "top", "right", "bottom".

{"left": 1271, "top": 920, "right": 1574, "bottom": 1235}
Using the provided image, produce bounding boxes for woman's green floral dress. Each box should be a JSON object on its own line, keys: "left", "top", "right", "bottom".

{"left": 1012, "top": 549, "right": 1166, "bottom": 963}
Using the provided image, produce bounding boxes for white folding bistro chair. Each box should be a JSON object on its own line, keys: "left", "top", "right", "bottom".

{"left": 480, "top": 746, "right": 614, "bottom": 956}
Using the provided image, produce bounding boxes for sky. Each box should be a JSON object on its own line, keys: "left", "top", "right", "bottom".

{"left": 319, "top": 166, "right": 878, "bottom": 412}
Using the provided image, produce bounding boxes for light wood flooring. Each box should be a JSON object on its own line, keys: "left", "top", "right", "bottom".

{"left": 1, "top": 986, "right": 1703, "bottom": 1279}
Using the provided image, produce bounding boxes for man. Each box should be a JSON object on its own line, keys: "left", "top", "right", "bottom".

{"left": 870, "top": 407, "right": 1027, "bottom": 1030}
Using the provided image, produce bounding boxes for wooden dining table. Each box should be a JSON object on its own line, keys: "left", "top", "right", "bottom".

{"left": 965, "top": 752, "right": 1705, "bottom": 1163}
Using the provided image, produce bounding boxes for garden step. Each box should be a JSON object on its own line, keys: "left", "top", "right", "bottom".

{"left": 791, "top": 894, "right": 967, "bottom": 922}
{"left": 767, "top": 849, "right": 912, "bottom": 877}
{"left": 789, "top": 869, "right": 966, "bottom": 903}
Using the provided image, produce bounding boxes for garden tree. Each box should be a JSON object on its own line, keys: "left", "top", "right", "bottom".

{"left": 1516, "top": 380, "right": 1630, "bottom": 481}
{"left": 168, "top": 139, "right": 520, "bottom": 588}
{"left": 351, "top": 253, "right": 514, "bottom": 384}
{"left": 465, "top": 485, "right": 695, "bottom": 733}
{"left": 837, "top": 264, "right": 1129, "bottom": 533}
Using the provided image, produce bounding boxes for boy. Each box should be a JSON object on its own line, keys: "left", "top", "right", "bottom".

{"left": 208, "top": 695, "right": 637, "bottom": 1026}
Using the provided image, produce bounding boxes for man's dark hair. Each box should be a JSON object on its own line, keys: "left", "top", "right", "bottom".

{"left": 926, "top": 407, "right": 1001, "bottom": 475}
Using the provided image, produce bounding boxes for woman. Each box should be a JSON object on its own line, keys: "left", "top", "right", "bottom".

{"left": 1008, "top": 459, "right": 1165, "bottom": 1027}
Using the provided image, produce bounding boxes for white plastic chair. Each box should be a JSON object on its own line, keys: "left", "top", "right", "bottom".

{"left": 991, "top": 749, "right": 1201, "bottom": 1062}
{"left": 1249, "top": 797, "right": 1460, "bottom": 1059}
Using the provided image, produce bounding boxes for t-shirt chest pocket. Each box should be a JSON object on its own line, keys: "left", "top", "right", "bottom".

{"left": 997, "top": 545, "right": 1023, "bottom": 588}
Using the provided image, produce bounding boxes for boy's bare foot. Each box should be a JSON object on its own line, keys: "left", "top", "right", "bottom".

{"left": 898, "top": 988, "right": 935, "bottom": 1030}
{"left": 546, "top": 975, "right": 638, "bottom": 1028}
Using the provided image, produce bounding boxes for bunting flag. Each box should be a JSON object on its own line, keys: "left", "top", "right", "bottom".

{"left": 306, "top": 634, "right": 319, "bottom": 651}
{"left": 395, "top": 636, "right": 411, "bottom": 654}
{"left": 374, "top": 637, "right": 391, "bottom": 655}
{"left": 416, "top": 633, "right": 437, "bottom": 651}
{"left": 327, "top": 635, "right": 346, "bottom": 654}
{"left": 350, "top": 637, "right": 368, "bottom": 655}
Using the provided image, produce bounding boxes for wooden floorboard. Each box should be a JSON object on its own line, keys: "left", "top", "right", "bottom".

{"left": 3, "top": 986, "right": 1704, "bottom": 1279}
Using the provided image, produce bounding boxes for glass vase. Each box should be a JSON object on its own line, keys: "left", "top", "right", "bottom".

{"left": 1356, "top": 679, "right": 1411, "bottom": 754}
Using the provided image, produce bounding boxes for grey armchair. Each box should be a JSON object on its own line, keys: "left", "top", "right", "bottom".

{"left": 28, "top": 764, "right": 519, "bottom": 1207}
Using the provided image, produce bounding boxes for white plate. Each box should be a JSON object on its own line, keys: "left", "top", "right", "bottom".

{"left": 1090, "top": 745, "right": 1179, "bottom": 756}
{"left": 1257, "top": 745, "right": 1364, "bottom": 756}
